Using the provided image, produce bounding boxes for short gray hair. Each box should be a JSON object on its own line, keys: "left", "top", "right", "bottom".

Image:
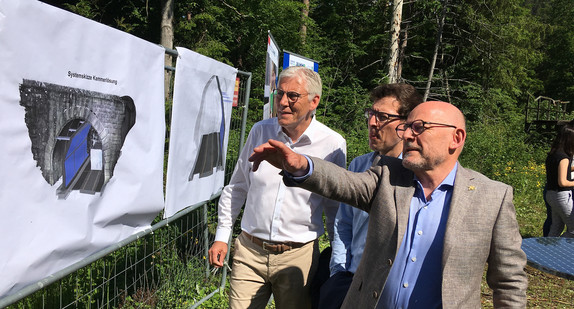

{"left": 278, "top": 66, "right": 322, "bottom": 98}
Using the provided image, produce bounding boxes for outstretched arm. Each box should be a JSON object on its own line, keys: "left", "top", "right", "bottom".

{"left": 249, "top": 139, "right": 309, "bottom": 176}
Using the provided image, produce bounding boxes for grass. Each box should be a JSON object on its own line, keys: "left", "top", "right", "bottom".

{"left": 480, "top": 266, "right": 574, "bottom": 308}
{"left": 524, "top": 267, "right": 574, "bottom": 308}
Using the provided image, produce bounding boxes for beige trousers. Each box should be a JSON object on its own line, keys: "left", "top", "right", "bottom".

{"left": 228, "top": 232, "right": 320, "bottom": 309}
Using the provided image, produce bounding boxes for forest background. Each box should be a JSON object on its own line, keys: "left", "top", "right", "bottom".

{"left": 37, "top": 0, "right": 574, "bottom": 307}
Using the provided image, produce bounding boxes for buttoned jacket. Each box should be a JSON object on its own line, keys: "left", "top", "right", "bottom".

{"left": 290, "top": 156, "right": 527, "bottom": 308}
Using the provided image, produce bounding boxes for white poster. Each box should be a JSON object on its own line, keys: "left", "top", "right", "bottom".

{"left": 263, "top": 32, "right": 280, "bottom": 119}
{"left": 0, "top": 0, "right": 165, "bottom": 297}
{"left": 164, "top": 47, "right": 237, "bottom": 218}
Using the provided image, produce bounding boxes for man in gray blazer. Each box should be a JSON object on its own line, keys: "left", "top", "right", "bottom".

{"left": 249, "top": 101, "right": 528, "bottom": 308}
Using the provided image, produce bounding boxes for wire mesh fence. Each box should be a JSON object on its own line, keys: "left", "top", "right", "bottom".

{"left": 2, "top": 70, "right": 252, "bottom": 309}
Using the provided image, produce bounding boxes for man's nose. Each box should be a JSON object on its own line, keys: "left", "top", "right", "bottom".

{"left": 401, "top": 126, "right": 415, "bottom": 140}
{"left": 368, "top": 114, "right": 378, "bottom": 127}
{"left": 277, "top": 94, "right": 290, "bottom": 106}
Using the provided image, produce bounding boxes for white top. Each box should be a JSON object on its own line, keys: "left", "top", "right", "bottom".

{"left": 214, "top": 117, "right": 347, "bottom": 243}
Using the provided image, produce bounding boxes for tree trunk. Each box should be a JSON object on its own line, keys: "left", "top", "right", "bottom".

{"left": 440, "top": 50, "right": 452, "bottom": 103}
{"left": 300, "top": 0, "right": 310, "bottom": 45}
{"left": 423, "top": 0, "right": 447, "bottom": 101}
{"left": 397, "top": 26, "right": 408, "bottom": 81}
{"left": 387, "top": 0, "right": 403, "bottom": 83}
{"left": 161, "top": 0, "right": 174, "bottom": 100}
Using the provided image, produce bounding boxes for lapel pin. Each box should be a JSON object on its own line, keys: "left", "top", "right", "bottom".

{"left": 468, "top": 185, "right": 476, "bottom": 191}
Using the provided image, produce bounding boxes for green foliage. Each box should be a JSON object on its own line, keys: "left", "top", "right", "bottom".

{"left": 535, "top": 0, "right": 574, "bottom": 107}
{"left": 62, "top": 0, "right": 100, "bottom": 20}
{"left": 450, "top": 0, "right": 544, "bottom": 95}
{"left": 309, "top": 0, "right": 392, "bottom": 90}
{"left": 41, "top": 0, "right": 162, "bottom": 41}
{"left": 174, "top": 2, "right": 232, "bottom": 63}
{"left": 455, "top": 84, "right": 520, "bottom": 123}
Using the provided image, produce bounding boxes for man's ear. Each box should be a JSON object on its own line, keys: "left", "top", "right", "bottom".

{"left": 309, "top": 94, "right": 320, "bottom": 111}
{"left": 450, "top": 128, "right": 466, "bottom": 150}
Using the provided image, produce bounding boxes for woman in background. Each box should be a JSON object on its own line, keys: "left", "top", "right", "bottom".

{"left": 545, "top": 124, "right": 574, "bottom": 237}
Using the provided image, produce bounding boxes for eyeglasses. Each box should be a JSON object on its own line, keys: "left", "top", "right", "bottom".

{"left": 275, "top": 89, "right": 308, "bottom": 103}
{"left": 364, "top": 108, "right": 403, "bottom": 124}
{"left": 395, "top": 119, "right": 457, "bottom": 139}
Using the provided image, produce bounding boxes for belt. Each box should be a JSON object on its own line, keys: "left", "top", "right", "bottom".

{"left": 243, "top": 232, "right": 307, "bottom": 254}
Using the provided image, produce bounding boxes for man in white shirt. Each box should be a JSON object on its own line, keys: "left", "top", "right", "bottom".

{"left": 319, "top": 83, "right": 422, "bottom": 309}
{"left": 208, "top": 66, "right": 346, "bottom": 309}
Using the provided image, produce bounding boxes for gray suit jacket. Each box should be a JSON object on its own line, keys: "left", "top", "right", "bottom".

{"left": 290, "top": 156, "right": 527, "bottom": 308}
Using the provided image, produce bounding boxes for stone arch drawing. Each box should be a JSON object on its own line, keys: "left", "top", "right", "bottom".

{"left": 188, "top": 75, "right": 226, "bottom": 181}
{"left": 19, "top": 79, "right": 136, "bottom": 199}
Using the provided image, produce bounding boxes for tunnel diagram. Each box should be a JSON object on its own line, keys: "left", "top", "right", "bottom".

{"left": 19, "top": 79, "right": 136, "bottom": 199}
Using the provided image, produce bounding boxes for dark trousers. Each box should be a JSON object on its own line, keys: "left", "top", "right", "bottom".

{"left": 318, "top": 271, "right": 354, "bottom": 309}
{"left": 311, "top": 247, "right": 332, "bottom": 309}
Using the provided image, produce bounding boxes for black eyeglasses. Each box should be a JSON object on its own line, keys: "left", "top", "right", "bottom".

{"left": 395, "top": 119, "right": 457, "bottom": 139}
{"left": 275, "top": 89, "right": 308, "bottom": 103}
{"left": 364, "top": 108, "right": 403, "bottom": 124}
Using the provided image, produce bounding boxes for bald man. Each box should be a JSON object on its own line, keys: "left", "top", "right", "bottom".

{"left": 249, "top": 101, "right": 528, "bottom": 309}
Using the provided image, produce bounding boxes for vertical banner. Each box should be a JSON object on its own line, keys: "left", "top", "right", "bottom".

{"left": 283, "top": 50, "right": 319, "bottom": 72}
{"left": 164, "top": 47, "right": 238, "bottom": 218}
{"left": 264, "top": 31, "right": 280, "bottom": 120}
{"left": 0, "top": 0, "right": 165, "bottom": 297}
{"left": 233, "top": 76, "right": 240, "bottom": 107}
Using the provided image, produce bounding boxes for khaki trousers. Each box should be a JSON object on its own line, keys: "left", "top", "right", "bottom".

{"left": 228, "top": 232, "right": 320, "bottom": 309}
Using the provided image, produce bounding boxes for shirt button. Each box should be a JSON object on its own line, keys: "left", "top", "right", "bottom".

{"left": 372, "top": 291, "right": 379, "bottom": 298}
{"left": 411, "top": 257, "right": 417, "bottom": 262}
{"left": 403, "top": 282, "right": 409, "bottom": 288}
{"left": 417, "top": 230, "right": 423, "bottom": 235}
{"left": 388, "top": 259, "right": 393, "bottom": 266}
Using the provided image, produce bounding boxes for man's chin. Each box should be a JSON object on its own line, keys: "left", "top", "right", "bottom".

{"left": 402, "top": 156, "right": 419, "bottom": 169}
{"left": 402, "top": 157, "right": 433, "bottom": 172}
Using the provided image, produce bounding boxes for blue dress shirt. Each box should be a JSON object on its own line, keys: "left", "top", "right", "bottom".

{"left": 330, "top": 152, "right": 379, "bottom": 275}
{"left": 378, "top": 164, "right": 457, "bottom": 309}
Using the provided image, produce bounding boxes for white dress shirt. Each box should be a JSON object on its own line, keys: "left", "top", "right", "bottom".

{"left": 214, "top": 116, "right": 346, "bottom": 243}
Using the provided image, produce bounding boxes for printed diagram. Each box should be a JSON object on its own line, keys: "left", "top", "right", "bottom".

{"left": 19, "top": 79, "right": 136, "bottom": 199}
{"left": 188, "top": 75, "right": 229, "bottom": 180}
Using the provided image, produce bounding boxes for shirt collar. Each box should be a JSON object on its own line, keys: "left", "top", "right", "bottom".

{"left": 413, "top": 163, "right": 458, "bottom": 199}
{"left": 276, "top": 116, "right": 316, "bottom": 146}
{"left": 441, "top": 162, "right": 458, "bottom": 187}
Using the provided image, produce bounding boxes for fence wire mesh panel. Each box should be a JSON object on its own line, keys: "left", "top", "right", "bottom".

{"left": 3, "top": 71, "right": 251, "bottom": 309}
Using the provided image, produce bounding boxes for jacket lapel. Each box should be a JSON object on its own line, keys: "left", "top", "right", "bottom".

{"left": 394, "top": 174, "right": 416, "bottom": 250}
{"left": 442, "top": 165, "right": 475, "bottom": 266}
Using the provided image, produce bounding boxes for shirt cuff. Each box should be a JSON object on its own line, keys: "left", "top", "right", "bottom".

{"left": 283, "top": 155, "right": 314, "bottom": 182}
{"left": 330, "top": 264, "right": 346, "bottom": 277}
{"left": 214, "top": 227, "right": 232, "bottom": 243}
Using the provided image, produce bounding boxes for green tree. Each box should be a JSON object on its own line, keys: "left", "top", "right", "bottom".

{"left": 41, "top": 0, "right": 162, "bottom": 42}
{"left": 535, "top": 0, "right": 574, "bottom": 107}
